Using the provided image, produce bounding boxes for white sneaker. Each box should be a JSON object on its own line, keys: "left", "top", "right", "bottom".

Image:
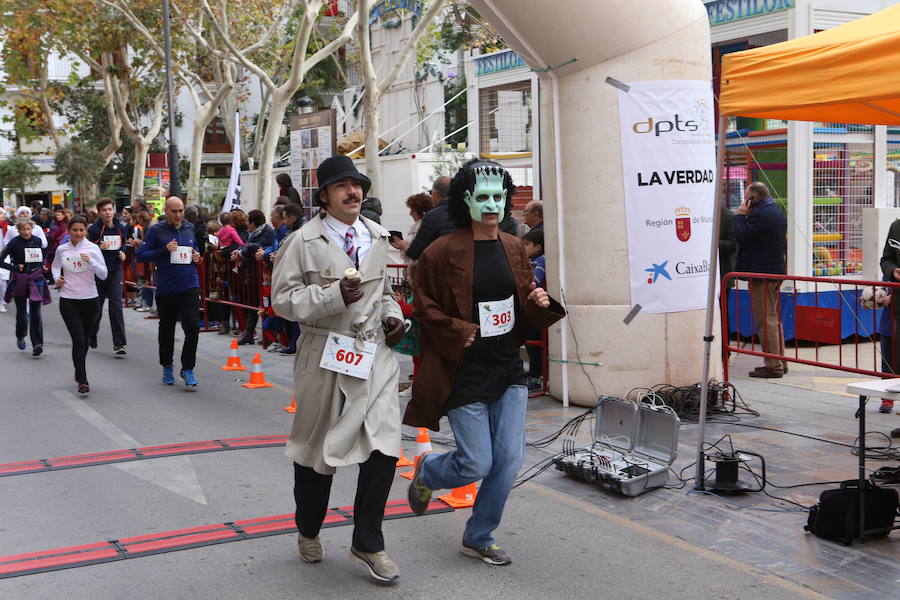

{"left": 0, "top": 304, "right": 6, "bottom": 313}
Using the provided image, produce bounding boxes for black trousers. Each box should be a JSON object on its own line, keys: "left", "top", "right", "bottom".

{"left": 90, "top": 269, "right": 126, "bottom": 347}
{"left": 293, "top": 451, "right": 397, "bottom": 552}
{"left": 155, "top": 287, "right": 200, "bottom": 370}
{"left": 14, "top": 297, "right": 43, "bottom": 347}
{"left": 59, "top": 297, "right": 100, "bottom": 384}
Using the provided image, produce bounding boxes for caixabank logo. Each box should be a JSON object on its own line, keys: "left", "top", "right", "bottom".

{"left": 644, "top": 258, "right": 711, "bottom": 284}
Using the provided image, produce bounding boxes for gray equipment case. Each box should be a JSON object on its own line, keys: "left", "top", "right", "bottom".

{"left": 555, "top": 396, "right": 680, "bottom": 497}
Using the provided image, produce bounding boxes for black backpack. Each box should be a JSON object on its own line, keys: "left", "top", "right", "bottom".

{"left": 805, "top": 479, "right": 898, "bottom": 545}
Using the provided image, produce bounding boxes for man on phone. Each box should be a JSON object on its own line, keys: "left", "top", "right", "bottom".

{"left": 734, "top": 182, "right": 788, "bottom": 378}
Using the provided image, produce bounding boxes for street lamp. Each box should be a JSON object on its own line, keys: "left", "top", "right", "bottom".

{"left": 298, "top": 94, "right": 316, "bottom": 114}
{"left": 162, "top": 0, "right": 180, "bottom": 198}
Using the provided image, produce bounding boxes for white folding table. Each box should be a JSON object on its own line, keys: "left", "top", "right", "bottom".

{"left": 844, "top": 379, "right": 900, "bottom": 542}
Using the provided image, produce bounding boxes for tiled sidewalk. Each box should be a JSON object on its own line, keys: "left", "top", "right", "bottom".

{"left": 518, "top": 376, "right": 900, "bottom": 600}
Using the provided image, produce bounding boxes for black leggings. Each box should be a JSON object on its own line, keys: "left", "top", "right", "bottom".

{"left": 293, "top": 451, "right": 397, "bottom": 552}
{"left": 59, "top": 297, "right": 100, "bottom": 384}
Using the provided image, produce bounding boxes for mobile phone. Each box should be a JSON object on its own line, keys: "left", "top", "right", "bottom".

{"left": 388, "top": 230, "right": 403, "bottom": 241}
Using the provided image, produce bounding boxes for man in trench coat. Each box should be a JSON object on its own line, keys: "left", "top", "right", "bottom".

{"left": 271, "top": 155, "right": 407, "bottom": 584}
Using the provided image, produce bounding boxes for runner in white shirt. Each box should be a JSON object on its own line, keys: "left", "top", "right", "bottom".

{"left": 51, "top": 216, "right": 107, "bottom": 395}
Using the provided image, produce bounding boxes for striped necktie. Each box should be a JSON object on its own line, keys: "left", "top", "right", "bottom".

{"left": 343, "top": 228, "right": 358, "bottom": 267}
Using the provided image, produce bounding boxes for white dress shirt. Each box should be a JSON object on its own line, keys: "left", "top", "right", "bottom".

{"left": 322, "top": 214, "right": 372, "bottom": 267}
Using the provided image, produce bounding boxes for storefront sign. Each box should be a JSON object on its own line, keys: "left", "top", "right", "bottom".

{"left": 475, "top": 50, "right": 526, "bottom": 77}
{"left": 706, "top": 0, "right": 793, "bottom": 26}
{"left": 369, "top": 0, "right": 422, "bottom": 25}
{"left": 618, "top": 80, "right": 716, "bottom": 314}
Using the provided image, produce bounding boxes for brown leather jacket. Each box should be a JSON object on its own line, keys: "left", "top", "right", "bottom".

{"left": 403, "top": 228, "right": 566, "bottom": 430}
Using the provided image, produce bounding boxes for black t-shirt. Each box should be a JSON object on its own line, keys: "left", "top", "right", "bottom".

{"left": 445, "top": 239, "right": 525, "bottom": 411}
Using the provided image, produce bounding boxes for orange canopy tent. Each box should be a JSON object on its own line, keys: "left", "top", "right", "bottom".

{"left": 718, "top": 3, "right": 900, "bottom": 124}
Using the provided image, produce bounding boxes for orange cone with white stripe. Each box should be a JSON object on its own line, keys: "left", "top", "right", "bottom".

{"left": 400, "top": 428, "right": 432, "bottom": 479}
{"left": 438, "top": 482, "right": 477, "bottom": 508}
{"left": 242, "top": 353, "right": 273, "bottom": 388}
{"left": 283, "top": 394, "right": 296, "bottom": 413}
{"left": 222, "top": 339, "right": 247, "bottom": 371}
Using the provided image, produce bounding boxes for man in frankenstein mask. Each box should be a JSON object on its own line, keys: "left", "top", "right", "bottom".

{"left": 403, "top": 159, "right": 565, "bottom": 565}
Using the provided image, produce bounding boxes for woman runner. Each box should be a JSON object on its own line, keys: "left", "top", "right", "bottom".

{"left": 0, "top": 218, "right": 50, "bottom": 355}
{"left": 52, "top": 217, "right": 107, "bottom": 394}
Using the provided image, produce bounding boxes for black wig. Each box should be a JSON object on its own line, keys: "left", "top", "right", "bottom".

{"left": 447, "top": 158, "right": 516, "bottom": 229}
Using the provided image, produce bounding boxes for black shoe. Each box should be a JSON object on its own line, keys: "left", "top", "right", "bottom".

{"left": 77, "top": 383, "right": 90, "bottom": 395}
{"left": 892, "top": 428, "right": 900, "bottom": 439}
{"left": 237, "top": 335, "right": 256, "bottom": 345}
{"left": 32, "top": 345, "right": 42, "bottom": 357}
{"left": 89, "top": 338, "right": 98, "bottom": 349}
{"left": 114, "top": 345, "right": 127, "bottom": 356}
{"left": 277, "top": 347, "right": 296, "bottom": 355}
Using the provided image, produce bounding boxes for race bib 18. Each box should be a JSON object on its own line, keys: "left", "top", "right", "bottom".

{"left": 319, "top": 332, "right": 377, "bottom": 379}
{"left": 170, "top": 245, "right": 193, "bottom": 264}
{"left": 478, "top": 295, "right": 515, "bottom": 337}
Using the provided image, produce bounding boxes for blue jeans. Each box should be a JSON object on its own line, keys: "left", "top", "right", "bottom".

{"left": 419, "top": 385, "right": 527, "bottom": 548}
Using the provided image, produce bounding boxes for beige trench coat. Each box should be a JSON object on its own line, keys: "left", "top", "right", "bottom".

{"left": 271, "top": 214, "right": 403, "bottom": 475}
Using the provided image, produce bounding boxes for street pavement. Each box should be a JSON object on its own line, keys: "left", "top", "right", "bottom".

{"left": 0, "top": 298, "right": 860, "bottom": 599}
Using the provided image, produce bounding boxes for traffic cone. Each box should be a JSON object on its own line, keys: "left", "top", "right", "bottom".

{"left": 242, "top": 353, "right": 273, "bottom": 388}
{"left": 396, "top": 447, "right": 413, "bottom": 467}
{"left": 222, "top": 339, "right": 247, "bottom": 371}
{"left": 283, "top": 394, "right": 296, "bottom": 413}
{"left": 438, "top": 482, "right": 477, "bottom": 508}
{"left": 400, "top": 428, "right": 433, "bottom": 479}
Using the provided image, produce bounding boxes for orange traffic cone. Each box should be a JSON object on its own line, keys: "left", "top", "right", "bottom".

{"left": 438, "top": 482, "right": 477, "bottom": 508}
{"left": 222, "top": 339, "right": 247, "bottom": 371}
{"left": 400, "top": 428, "right": 433, "bottom": 479}
{"left": 242, "top": 353, "right": 273, "bottom": 388}
{"left": 283, "top": 394, "right": 296, "bottom": 413}
{"left": 396, "top": 447, "right": 414, "bottom": 467}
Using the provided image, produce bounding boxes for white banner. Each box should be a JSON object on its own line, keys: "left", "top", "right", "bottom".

{"left": 618, "top": 80, "right": 716, "bottom": 314}
{"left": 222, "top": 113, "right": 242, "bottom": 213}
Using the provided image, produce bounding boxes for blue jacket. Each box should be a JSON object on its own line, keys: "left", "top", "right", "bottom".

{"left": 733, "top": 198, "right": 787, "bottom": 275}
{"left": 135, "top": 220, "right": 199, "bottom": 295}
{"left": 87, "top": 218, "right": 127, "bottom": 272}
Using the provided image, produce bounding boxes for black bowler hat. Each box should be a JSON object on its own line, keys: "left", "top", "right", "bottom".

{"left": 313, "top": 155, "right": 371, "bottom": 206}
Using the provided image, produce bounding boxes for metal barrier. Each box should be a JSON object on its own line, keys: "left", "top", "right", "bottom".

{"left": 122, "top": 257, "right": 551, "bottom": 388}
{"left": 721, "top": 272, "right": 900, "bottom": 382}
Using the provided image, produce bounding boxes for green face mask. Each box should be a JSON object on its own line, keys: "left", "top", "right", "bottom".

{"left": 463, "top": 169, "right": 506, "bottom": 223}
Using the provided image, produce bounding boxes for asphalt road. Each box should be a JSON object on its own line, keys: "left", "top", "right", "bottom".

{"left": 0, "top": 298, "right": 827, "bottom": 599}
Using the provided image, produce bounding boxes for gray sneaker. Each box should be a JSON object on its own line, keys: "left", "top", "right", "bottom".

{"left": 460, "top": 543, "right": 512, "bottom": 565}
{"left": 407, "top": 451, "right": 433, "bottom": 515}
{"left": 349, "top": 547, "right": 399, "bottom": 583}
{"left": 298, "top": 535, "right": 324, "bottom": 563}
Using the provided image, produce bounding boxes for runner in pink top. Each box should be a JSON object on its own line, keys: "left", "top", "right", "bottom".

{"left": 51, "top": 216, "right": 108, "bottom": 395}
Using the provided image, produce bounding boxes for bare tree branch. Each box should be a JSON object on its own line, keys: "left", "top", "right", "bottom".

{"left": 199, "top": 0, "right": 276, "bottom": 90}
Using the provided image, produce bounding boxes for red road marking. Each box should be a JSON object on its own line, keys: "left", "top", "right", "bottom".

{"left": 0, "top": 499, "right": 455, "bottom": 579}
{"left": 0, "top": 435, "right": 290, "bottom": 477}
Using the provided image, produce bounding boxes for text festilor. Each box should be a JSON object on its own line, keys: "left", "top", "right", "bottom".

{"left": 637, "top": 169, "right": 715, "bottom": 186}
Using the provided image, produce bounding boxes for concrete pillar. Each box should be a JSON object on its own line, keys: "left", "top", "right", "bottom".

{"left": 471, "top": 1, "right": 716, "bottom": 406}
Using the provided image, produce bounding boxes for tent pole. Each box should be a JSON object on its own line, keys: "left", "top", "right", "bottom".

{"left": 694, "top": 113, "right": 728, "bottom": 490}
